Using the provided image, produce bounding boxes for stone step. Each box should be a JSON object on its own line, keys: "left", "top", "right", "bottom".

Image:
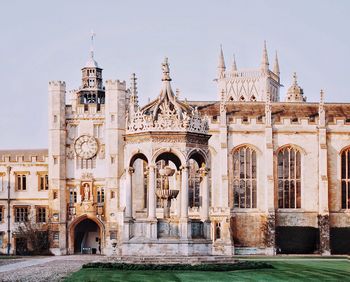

{"left": 110, "top": 256, "right": 237, "bottom": 264}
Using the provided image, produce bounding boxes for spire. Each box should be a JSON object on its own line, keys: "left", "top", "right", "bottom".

{"left": 85, "top": 30, "right": 99, "bottom": 68}
{"left": 218, "top": 45, "right": 226, "bottom": 78}
{"left": 261, "top": 40, "right": 269, "bottom": 72}
{"left": 273, "top": 51, "right": 280, "bottom": 76}
{"left": 232, "top": 54, "right": 237, "bottom": 72}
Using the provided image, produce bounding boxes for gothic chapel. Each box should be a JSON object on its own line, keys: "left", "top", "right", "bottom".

{"left": 0, "top": 40, "right": 349, "bottom": 256}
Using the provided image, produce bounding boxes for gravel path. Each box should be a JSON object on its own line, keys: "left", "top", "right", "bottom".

{"left": 0, "top": 255, "right": 106, "bottom": 282}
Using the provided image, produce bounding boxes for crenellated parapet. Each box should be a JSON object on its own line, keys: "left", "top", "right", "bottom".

{"left": 48, "top": 80, "right": 66, "bottom": 88}
{"left": 0, "top": 149, "right": 48, "bottom": 163}
{"left": 105, "top": 79, "right": 126, "bottom": 91}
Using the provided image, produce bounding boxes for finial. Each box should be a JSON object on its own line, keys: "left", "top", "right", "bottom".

{"left": 218, "top": 44, "right": 226, "bottom": 79}
{"left": 232, "top": 54, "right": 237, "bottom": 72}
{"left": 261, "top": 40, "right": 269, "bottom": 71}
{"left": 273, "top": 51, "right": 280, "bottom": 76}
{"left": 292, "top": 72, "right": 298, "bottom": 85}
{"left": 218, "top": 44, "right": 226, "bottom": 69}
{"left": 320, "top": 89, "right": 324, "bottom": 104}
{"left": 220, "top": 89, "right": 227, "bottom": 116}
{"left": 129, "top": 73, "right": 138, "bottom": 112}
{"left": 319, "top": 89, "right": 325, "bottom": 127}
{"left": 176, "top": 88, "right": 180, "bottom": 99}
{"left": 90, "top": 30, "right": 96, "bottom": 59}
{"left": 162, "top": 57, "right": 171, "bottom": 81}
{"left": 130, "top": 73, "right": 138, "bottom": 96}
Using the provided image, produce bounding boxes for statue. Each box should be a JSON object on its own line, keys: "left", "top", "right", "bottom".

{"left": 161, "top": 57, "right": 171, "bottom": 81}
{"left": 83, "top": 183, "right": 90, "bottom": 201}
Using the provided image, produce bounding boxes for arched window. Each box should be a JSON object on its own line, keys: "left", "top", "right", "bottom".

{"left": 277, "top": 146, "right": 301, "bottom": 208}
{"left": 233, "top": 146, "right": 257, "bottom": 208}
{"left": 188, "top": 159, "right": 200, "bottom": 208}
{"left": 341, "top": 148, "right": 350, "bottom": 209}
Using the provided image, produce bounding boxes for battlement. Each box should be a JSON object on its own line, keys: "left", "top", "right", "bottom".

{"left": 66, "top": 104, "right": 105, "bottom": 118}
{"left": 0, "top": 149, "right": 48, "bottom": 163}
{"left": 105, "top": 79, "right": 127, "bottom": 91}
{"left": 48, "top": 80, "right": 66, "bottom": 88}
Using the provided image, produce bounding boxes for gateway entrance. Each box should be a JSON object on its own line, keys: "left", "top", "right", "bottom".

{"left": 74, "top": 218, "right": 101, "bottom": 254}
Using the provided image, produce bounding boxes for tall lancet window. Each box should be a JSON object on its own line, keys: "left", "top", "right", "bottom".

{"left": 188, "top": 159, "right": 200, "bottom": 208}
{"left": 233, "top": 146, "right": 257, "bottom": 208}
{"left": 341, "top": 148, "right": 350, "bottom": 209}
{"left": 277, "top": 146, "right": 301, "bottom": 209}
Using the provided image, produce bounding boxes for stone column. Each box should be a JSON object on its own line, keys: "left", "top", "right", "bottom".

{"left": 180, "top": 166, "right": 191, "bottom": 240}
{"left": 175, "top": 171, "right": 181, "bottom": 217}
{"left": 200, "top": 165, "right": 211, "bottom": 239}
{"left": 264, "top": 94, "right": 276, "bottom": 255}
{"left": 200, "top": 165, "right": 209, "bottom": 221}
{"left": 180, "top": 166, "right": 189, "bottom": 219}
{"left": 125, "top": 167, "right": 134, "bottom": 219}
{"left": 148, "top": 165, "right": 156, "bottom": 220}
{"left": 146, "top": 165, "right": 157, "bottom": 239}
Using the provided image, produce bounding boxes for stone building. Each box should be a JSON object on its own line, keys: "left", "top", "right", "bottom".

{"left": 0, "top": 41, "right": 349, "bottom": 256}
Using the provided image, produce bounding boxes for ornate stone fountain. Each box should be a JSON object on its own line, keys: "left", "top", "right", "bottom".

{"left": 156, "top": 165, "right": 179, "bottom": 218}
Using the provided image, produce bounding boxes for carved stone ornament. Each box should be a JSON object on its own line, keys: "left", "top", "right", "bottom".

{"left": 66, "top": 145, "right": 75, "bottom": 159}
{"left": 81, "top": 172, "right": 94, "bottom": 180}
{"left": 126, "top": 58, "right": 209, "bottom": 135}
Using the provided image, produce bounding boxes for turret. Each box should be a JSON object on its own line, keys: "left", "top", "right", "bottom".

{"left": 285, "top": 72, "right": 306, "bottom": 102}
{"left": 48, "top": 80, "right": 67, "bottom": 254}
{"left": 77, "top": 32, "right": 105, "bottom": 110}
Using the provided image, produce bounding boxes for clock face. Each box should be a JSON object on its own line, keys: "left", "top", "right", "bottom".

{"left": 74, "top": 135, "right": 98, "bottom": 159}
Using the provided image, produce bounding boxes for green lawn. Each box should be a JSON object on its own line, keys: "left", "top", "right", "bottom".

{"left": 65, "top": 259, "right": 350, "bottom": 282}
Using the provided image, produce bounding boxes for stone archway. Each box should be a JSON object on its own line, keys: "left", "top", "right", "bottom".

{"left": 68, "top": 215, "right": 105, "bottom": 254}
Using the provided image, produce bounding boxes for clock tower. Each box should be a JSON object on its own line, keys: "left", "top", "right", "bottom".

{"left": 48, "top": 33, "right": 128, "bottom": 255}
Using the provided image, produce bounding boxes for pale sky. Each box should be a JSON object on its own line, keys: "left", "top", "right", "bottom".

{"left": 1, "top": 0, "right": 350, "bottom": 149}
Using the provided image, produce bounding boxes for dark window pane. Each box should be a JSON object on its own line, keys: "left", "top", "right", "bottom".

{"left": 239, "top": 180, "right": 245, "bottom": 208}
{"left": 296, "top": 180, "right": 301, "bottom": 208}
{"left": 278, "top": 180, "right": 284, "bottom": 208}
{"left": 284, "top": 181, "right": 290, "bottom": 208}
{"left": 341, "top": 152, "right": 346, "bottom": 179}
{"left": 246, "top": 149, "right": 251, "bottom": 179}
{"left": 246, "top": 180, "right": 251, "bottom": 208}
{"left": 252, "top": 151, "right": 257, "bottom": 179}
{"left": 342, "top": 181, "right": 347, "bottom": 209}
{"left": 290, "top": 180, "right": 295, "bottom": 209}
{"left": 252, "top": 180, "right": 257, "bottom": 208}
{"left": 278, "top": 152, "right": 283, "bottom": 179}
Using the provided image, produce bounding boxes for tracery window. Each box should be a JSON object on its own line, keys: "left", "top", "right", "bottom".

{"left": 341, "top": 148, "right": 350, "bottom": 209}
{"left": 188, "top": 159, "right": 200, "bottom": 208}
{"left": 277, "top": 147, "right": 301, "bottom": 209}
{"left": 233, "top": 146, "right": 257, "bottom": 208}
